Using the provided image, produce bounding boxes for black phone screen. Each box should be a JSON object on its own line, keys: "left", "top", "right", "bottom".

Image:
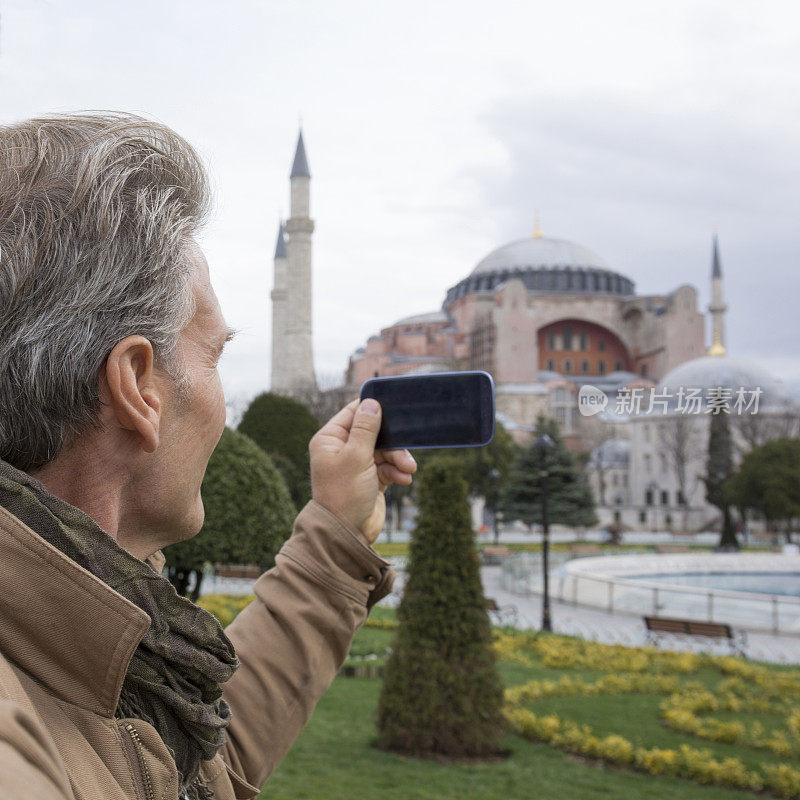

{"left": 359, "top": 371, "right": 494, "bottom": 450}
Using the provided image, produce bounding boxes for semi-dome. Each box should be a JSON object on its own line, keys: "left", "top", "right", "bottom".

{"left": 472, "top": 236, "right": 609, "bottom": 275}
{"left": 444, "top": 234, "right": 635, "bottom": 307}
{"left": 389, "top": 310, "right": 451, "bottom": 327}
{"left": 658, "top": 356, "right": 794, "bottom": 413}
{"left": 588, "top": 438, "right": 630, "bottom": 468}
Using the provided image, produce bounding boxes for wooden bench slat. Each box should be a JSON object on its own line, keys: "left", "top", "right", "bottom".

{"left": 643, "top": 615, "right": 746, "bottom": 657}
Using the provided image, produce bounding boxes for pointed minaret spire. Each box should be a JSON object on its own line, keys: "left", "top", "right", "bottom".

{"left": 274, "top": 220, "right": 287, "bottom": 260}
{"left": 280, "top": 128, "right": 316, "bottom": 394}
{"left": 711, "top": 233, "right": 722, "bottom": 278}
{"left": 707, "top": 233, "right": 727, "bottom": 357}
{"left": 290, "top": 130, "right": 310, "bottom": 178}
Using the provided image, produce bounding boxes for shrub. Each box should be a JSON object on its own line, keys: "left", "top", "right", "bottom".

{"left": 376, "top": 458, "right": 505, "bottom": 758}
{"left": 164, "top": 427, "right": 295, "bottom": 597}
{"left": 238, "top": 392, "right": 320, "bottom": 509}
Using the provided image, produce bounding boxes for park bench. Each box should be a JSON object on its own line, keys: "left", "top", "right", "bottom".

{"left": 214, "top": 564, "right": 261, "bottom": 579}
{"left": 643, "top": 615, "right": 747, "bottom": 658}
{"left": 486, "top": 597, "right": 518, "bottom": 627}
{"left": 482, "top": 545, "right": 510, "bottom": 565}
{"left": 569, "top": 544, "right": 600, "bottom": 558}
{"left": 655, "top": 544, "right": 689, "bottom": 553}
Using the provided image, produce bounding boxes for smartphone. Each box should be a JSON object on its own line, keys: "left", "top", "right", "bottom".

{"left": 359, "top": 370, "right": 495, "bottom": 450}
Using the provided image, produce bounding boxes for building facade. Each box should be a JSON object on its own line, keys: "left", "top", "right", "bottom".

{"left": 587, "top": 238, "right": 798, "bottom": 532}
{"left": 346, "top": 229, "right": 705, "bottom": 451}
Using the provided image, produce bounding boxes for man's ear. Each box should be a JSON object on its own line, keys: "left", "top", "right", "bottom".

{"left": 101, "top": 336, "right": 162, "bottom": 454}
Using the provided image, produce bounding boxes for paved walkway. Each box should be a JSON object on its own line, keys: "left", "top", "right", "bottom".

{"left": 200, "top": 564, "right": 800, "bottom": 666}
{"left": 479, "top": 565, "right": 800, "bottom": 665}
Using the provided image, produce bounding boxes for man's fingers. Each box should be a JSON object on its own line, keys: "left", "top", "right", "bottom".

{"left": 344, "top": 399, "right": 382, "bottom": 454}
{"left": 310, "top": 400, "right": 358, "bottom": 451}
{"left": 377, "top": 462, "right": 413, "bottom": 488}
{"left": 376, "top": 448, "right": 417, "bottom": 474}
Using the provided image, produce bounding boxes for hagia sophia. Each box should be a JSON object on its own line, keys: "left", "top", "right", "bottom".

{"left": 344, "top": 221, "right": 707, "bottom": 451}
{"left": 270, "top": 132, "right": 798, "bottom": 531}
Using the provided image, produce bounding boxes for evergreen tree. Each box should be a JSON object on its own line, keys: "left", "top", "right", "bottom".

{"left": 376, "top": 458, "right": 505, "bottom": 758}
{"left": 727, "top": 437, "right": 800, "bottom": 543}
{"left": 165, "top": 427, "right": 296, "bottom": 599}
{"left": 500, "top": 416, "right": 597, "bottom": 528}
{"left": 238, "top": 392, "right": 319, "bottom": 509}
{"left": 704, "top": 412, "right": 738, "bottom": 549}
{"left": 410, "top": 422, "right": 517, "bottom": 541}
{"left": 412, "top": 422, "right": 516, "bottom": 497}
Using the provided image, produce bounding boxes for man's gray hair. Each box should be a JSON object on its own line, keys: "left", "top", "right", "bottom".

{"left": 0, "top": 112, "right": 211, "bottom": 471}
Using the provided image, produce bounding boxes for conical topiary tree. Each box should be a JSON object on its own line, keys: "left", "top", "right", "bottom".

{"left": 376, "top": 457, "right": 505, "bottom": 758}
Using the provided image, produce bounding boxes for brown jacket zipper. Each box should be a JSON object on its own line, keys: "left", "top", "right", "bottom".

{"left": 121, "top": 722, "right": 155, "bottom": 800}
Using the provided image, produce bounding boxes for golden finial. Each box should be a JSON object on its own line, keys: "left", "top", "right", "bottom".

{"left": 708, "top": 341, "right": 726, "bottom": 356}
{"left": 708, "top": 329, "right": 726, "bottom": 357}
{"left": 532, "top": 211, "right": 543, "bottom": 238}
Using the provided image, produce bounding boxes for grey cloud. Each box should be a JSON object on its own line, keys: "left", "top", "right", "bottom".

{"left": 469, "top": 93, "right": 800, "bottom": 375}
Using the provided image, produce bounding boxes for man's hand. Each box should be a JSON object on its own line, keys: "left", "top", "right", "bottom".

{"left": 309, "top": 399, "right": 416, "bottom": 545}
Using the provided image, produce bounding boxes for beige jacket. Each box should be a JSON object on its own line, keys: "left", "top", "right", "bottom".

{"left": 0, "top": 500, "right": 394, "bottom": 800}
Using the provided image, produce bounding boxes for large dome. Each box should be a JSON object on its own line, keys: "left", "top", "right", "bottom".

{"left": 444, "top": 234, "right": 635, "bottom": 307}
{"left": 472, "top": 235, "right": 609, "bottom": 275}
{"left": 659, "top": 356, "right": 794, "bottom": 413}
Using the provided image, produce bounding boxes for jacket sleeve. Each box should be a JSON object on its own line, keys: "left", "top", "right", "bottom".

{"left": 0, "top": 701, "right": 74, "bottom": 800}
{"left": 217, "top": 501, "right": 395, "bottom": 791}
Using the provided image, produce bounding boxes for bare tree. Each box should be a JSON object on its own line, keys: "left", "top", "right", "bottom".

{"left": 657, "top": 416, "right": 704, "bottom": 531}
{"left": 733, "top": 411, "right": 799, "bottom": 457}
{"left": 579, "top": 416, "right": 621, "bottom": 508}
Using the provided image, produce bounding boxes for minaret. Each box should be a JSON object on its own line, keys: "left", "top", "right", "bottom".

{"left": 282, "top": 130, "right": 317, "bottom": 394}
{"left": 707, "top": 233, "right": 727, "bottom": 356}
{"left": 270, "top": 221, "right": 288, "bottom": 391}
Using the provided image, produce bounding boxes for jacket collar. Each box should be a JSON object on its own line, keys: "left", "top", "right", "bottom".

{"left": 0, "top": 503, "right": 152, "bottom": 717}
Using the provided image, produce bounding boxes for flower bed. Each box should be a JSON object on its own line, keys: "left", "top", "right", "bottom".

{"left": 498, "top": 633, "right": 800, "bottom": 799}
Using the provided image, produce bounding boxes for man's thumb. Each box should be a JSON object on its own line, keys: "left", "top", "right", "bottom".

{"left": 347, "top": 398, "right": 382, "bottom": 452}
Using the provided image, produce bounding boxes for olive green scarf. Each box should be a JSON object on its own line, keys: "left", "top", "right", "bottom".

{"left": 0, "top": 461, "right": 239, "bottom": 800}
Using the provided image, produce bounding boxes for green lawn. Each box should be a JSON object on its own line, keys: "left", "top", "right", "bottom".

{"left": 259, "top": 620, "right": 800, "bottom": 800}
{"left": 263, "top": 674, "right": 766, "bottom": 800}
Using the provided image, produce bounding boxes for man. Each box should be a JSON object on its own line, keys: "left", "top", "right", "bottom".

{"left": 0, "top": 113, "right": 416, "bottom": 800}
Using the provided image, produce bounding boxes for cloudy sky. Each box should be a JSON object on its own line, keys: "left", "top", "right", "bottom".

{"left": 2, "top": 0, "right": 799, "bottom": 413}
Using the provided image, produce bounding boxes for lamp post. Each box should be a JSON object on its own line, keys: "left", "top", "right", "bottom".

{"left": 489, "top": 468, "right": 501, "bottom": 545}
{"left": 647, "top": 481, "right": 659, "bottom": 532}
{"left": 535, "top": 433, "right": 556, "bottom": 632}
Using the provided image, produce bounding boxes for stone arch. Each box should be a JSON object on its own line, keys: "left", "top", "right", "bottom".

{"left": 537, "top": 318, "right": 633, "bottom": 376}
